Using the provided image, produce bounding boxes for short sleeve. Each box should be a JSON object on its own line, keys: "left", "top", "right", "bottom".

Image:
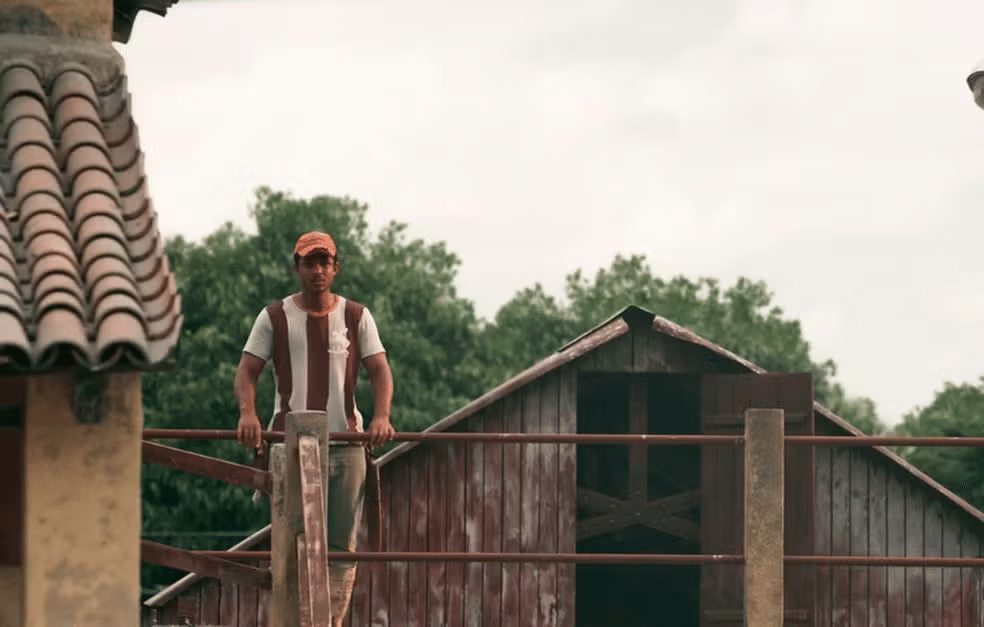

{"left": 243, "top": 308, "right": 274, "bottom": 361}
{"left": 358, "top": 307, "right": 385, "bottom": 358}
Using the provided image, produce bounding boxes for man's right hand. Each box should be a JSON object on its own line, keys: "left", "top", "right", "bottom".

{"left": 237, "top": 415, "right": 263, "bottom": 450}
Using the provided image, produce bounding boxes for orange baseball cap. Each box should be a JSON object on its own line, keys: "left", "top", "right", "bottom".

{"left": 294, "top": 232, "right": 337, "bottom": 257}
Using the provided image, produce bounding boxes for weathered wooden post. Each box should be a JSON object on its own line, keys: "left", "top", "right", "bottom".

{"left": 283, "top": 412, "right": 333, "bottom": 627}
{"left": 744, "top": 408, "right": 784, "bottom": 627}
{"left": 270, "top": 444, "right": 288, "bottom": 627}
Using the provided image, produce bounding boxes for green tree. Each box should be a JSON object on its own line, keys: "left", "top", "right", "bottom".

{"left": 894, "top": 379, "right": 984, "bottom": 510}
{"left": 476, "top": 254, "right": 884, "bottom": 433}
{"left": 141, "top": 188, "right": 482, "bottom": 594}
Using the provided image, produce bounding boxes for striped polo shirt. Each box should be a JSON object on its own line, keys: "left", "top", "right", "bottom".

{"left": 243, "top": 294, "right": 385, "bottom": 434}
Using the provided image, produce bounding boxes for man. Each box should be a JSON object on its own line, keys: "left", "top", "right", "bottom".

{"left": 235, "top": 231, "right": 395, "bottom": 625}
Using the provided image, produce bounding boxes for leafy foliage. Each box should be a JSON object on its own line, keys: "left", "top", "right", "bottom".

{"left": 477, "top": 253, "right": 884, "bottom": 433}
{"left": 894, "top": 379, "right": 984, "bottom": 510}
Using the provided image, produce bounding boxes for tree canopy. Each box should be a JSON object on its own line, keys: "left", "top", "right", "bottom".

{"left": 141, "top": 188, "right": 886, "bottom": 594}
{"left": 893, "top": 378, "right": 984, "bottom": 512}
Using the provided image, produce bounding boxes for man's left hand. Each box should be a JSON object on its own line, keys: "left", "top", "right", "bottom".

{"left": 366, "top": 416, "right": 396, "bottom": 449}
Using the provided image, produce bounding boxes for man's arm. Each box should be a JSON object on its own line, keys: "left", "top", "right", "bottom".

{"left": 235, "top": 352, "right": 267, "bottom": 449}
{"left": 363, "top": 352, "right": 395, "bottom": 448}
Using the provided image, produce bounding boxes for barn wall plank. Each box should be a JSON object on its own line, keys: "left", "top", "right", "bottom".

{"left": 520, "top": 382, "right": 542, "bottom": 627}
{"left": 905, "top": 480, "right": 925, "bottom": 627}
{"left": 502, "top": 392, "right": 522, "bottom": 626}
{"left": 369, "top": 471, "right": 391, "bottom": 627}
{"left": 867, "top": 453, "right": 888, "bottom": 627}
{"left": 200, "top": 579, "right": 220, "bottom": 625}
{"left": 388, "top": 459, "right": 409, "bottom": 626}
{"left": 556, "top": 367, "right": 577, "bottom": 627}
{"left": 464, "top": 411, "right": 485, "bottom": 627}
{"left": 941, "top": 507, "right": 962, "bottom": 627}
{"left": 815, "top": 445, "right": 832, "bottom": 627}
{"left": 538, "top": 373, "right": 560, "bottom": 627}
{"left": 219, "top": 579, "right": 238, "bottom": 627}
{"left": 427, "top": 441, "right": 449, "bottom": 627}
{"left": 924, "top": 499, "right": 943, "bottom": 627}
{"left": 346, "top": 516, "right": 370, "bottom": 625}
{"left": 256, "top": 567, "right": 269, "bottom": 627}
{"left": 177, "top": 592, "right": 200, "bottom": 625}
{"left": 849, "top": 449, "right": 869, "bottom": 627}
{"left": 886, "top": 468, "right": 907, "bottom": 627}
{"left": 588, "top": 332, "right": 633, "bottom": 373}
{"left": 446, "top": 437, "right": 466, "bottom": 627}
{"left": 409, "top": 445, "right": 430, "bottom": 627}
{"left": 238, "top": 580, "right": 258, "bottom": 627}
{"left": 830, "top": 447, "right": 850, "bottom": 627}
{"left": 483, "top": 402, "right": 504, "bottom": 627}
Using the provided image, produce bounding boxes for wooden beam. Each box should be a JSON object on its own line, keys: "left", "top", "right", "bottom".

{"left": 142, "top": 440, "right": 271, "bottom": 494}
{"left": 576, "top": 489, "right": 701, "bottom": 543}
{"left": 297, "top": 535, "right": 314, "bottom": 627}
{"left": 140, "top": 540, "right": 270, "bottom": 590}
{"left": 628, "top": 378, "right": 648, "bottom": 502}
{"left": 298, "top": 435, "right": 331, "bottom": 626}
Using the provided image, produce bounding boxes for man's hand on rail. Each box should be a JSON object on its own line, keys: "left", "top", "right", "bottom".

{"left": 366, "top": 415, "right": 396, "bottom": 449}
{"left": 237, "top": 414, "right": 263, "bottom": 450}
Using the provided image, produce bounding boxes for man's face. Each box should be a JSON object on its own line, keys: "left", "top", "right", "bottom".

{"left": 294, "top": 250, "right": 339, "bottom": 293}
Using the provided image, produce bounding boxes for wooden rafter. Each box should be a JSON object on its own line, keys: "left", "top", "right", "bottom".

{"left": 141, "top": 540, "right": 271, "bottom": 590}
{"left": 576, "top": 488, "right": 700, "bottom": 543}
{"left": 142, "top": 440, "right": 271, "bottom": 494}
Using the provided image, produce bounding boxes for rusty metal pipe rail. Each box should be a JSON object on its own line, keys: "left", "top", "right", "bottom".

{"left": 143, "top": 429, "right": 984, "bottom": 448}
{"left": 188, "top": 550, "right": 984, "bottom": 567}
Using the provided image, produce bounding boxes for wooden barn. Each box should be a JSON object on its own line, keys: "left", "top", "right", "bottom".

{"left": 146, "top": 306, "right": 984, "bottom": 627}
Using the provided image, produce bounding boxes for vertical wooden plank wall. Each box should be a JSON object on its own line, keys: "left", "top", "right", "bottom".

{"left": 815, "top": 438, "right": 984, "bottom": 627}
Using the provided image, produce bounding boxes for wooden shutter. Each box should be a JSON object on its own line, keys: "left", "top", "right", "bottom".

{"left": 699, "top": 373, "right": 815, "bottom": 626}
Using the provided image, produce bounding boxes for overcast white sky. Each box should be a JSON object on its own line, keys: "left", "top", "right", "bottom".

{"left": 118, "top": 0, "right": 984, "bottom": 426}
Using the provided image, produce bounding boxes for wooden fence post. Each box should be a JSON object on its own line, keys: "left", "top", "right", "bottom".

{"left": 744, "top": 408, "right": 784, "bottom": 627}
{"left": 270, "top": 444, "right": 287, "bottom": 627}
{"left": 284, "top": 412, "right": 332, "bottom": 627}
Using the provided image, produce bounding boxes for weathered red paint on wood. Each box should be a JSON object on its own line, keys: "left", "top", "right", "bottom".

{"left": 345, "top": 523, "right": 369, "bottom": 626}
{"left": 538, "top": 373, "right": 560, "bottom": 627}
{"left": 942, "top": 509, "right": 962, "bottom": 627}
{"left": 368, "top": 471, "right": 391, "bottom": 626}
{"left": 220, "top": 578, "right": 238, "bottom": 625}
{"left": 815, "top": 445, "right": 832, "bottom": 627}
{"left": 142, "top": 440, "right": 270, "bottom": 494}
{"left": 252, "top": 584, "right": 271, "bottom": 627}
{"left": 445, "top": 440, "right": 466, "bottom": 626}
{"left": 426, "top": 441, "right": 448, "bottom": 626}
{"left": 177, "top": 593, "right": 199, "bottom": 624}
{"left": 555, "top": 367, "right": 576, "bottom": 627}
{"left": 906, "top": 480, "right": 925, "bottom": 627}
{"left": 408, "top": 447, "right": 429, "bottom": 626}
{"left": 464, "top": 417, "right": 484, "bottom": 626}
{"left": 520, "top": 382, "right": 541, "bottom": 627}
{"left": 297, "top": 437, "right": 331, "bottom": 627}
{"left": 501, "top": 392, "right": 522, "bottom": 626}
{"left": 925, "top": 500, "right": 944, "bottom": 626}
{"left": 868, "top": 451, "right": 888, "bottom": 627}
{"left": 483, "top": 403, "right": 504, "bottom": 627}
{"left": 886, "top": 468, "right": 907, "bottom": 627}
{"left": 830, "top": 447, "right": 850, "bottom": 627}
{"left": 388, "top": 459, "right": 409, "bottom": 626}
{"left": 297, "top": 536, "right": 314, "bottom": 627}
{"left": 850, "top": 449, "right": 870, "bottom": 627}
{"left": 200, "top": 579, "right": 220, "bottom": 624}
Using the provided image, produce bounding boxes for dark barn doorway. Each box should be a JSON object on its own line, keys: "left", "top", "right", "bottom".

{"left": 575, "top": 373, "right": 701, "bottom": 627}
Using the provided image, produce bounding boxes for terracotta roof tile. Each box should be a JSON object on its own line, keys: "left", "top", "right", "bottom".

{"left": 0, "top": 40, "right": 181, "bottom": 373}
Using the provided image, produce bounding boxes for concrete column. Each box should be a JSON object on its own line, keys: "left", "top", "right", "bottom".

{"left": 0, "top": 0, "right": 112, "bottom": 40}
{"left": 744, "top": 408, "right": 784, "bottom": 627}
{"left": 22, "top": 372, "right": 142, "bottom": 627}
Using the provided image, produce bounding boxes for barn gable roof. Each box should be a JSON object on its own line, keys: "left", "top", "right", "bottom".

{"left": 378, "top": 305, "right": 984, "bottom": 526}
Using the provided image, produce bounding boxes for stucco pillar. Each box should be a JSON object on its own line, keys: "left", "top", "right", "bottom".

{"left": 22, "top": 372, "right": 143, "bottom": 627}
{"left": 744, "top": 408, "right": 784, "bottom": 627}
{"left": 0, "top": 0, "right": 112, "bottom": 40}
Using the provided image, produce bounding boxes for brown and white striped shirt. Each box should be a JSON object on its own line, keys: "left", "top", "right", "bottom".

{"left": 243, "top": 294, "right": 385, "bottom": 434}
